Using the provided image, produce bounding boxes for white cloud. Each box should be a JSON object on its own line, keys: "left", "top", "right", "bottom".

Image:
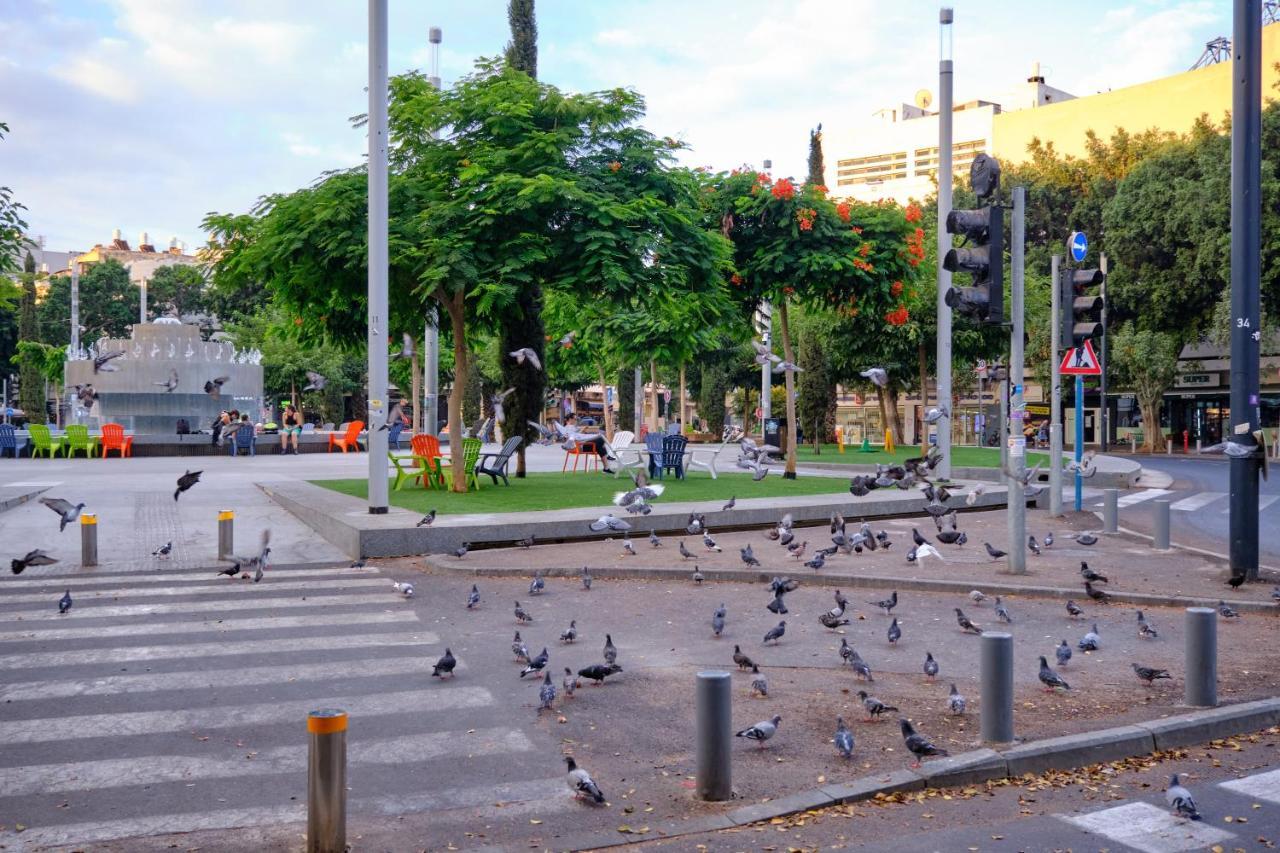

{"left": 54, "top": 54, "right": 141, "bottom": 103}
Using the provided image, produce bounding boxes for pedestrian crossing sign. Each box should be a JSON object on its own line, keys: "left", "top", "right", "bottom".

{"left": 1060, "top": 339, "right": 1102, "bottom": 376}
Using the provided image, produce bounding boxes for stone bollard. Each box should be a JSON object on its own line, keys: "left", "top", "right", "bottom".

{"left": 695, "top": 671, "right": 732, "bottom": 800}
{"left": 307, "top": 709, "right": 347, "bottom": 853}
{"left": 1152, "top": 500, "right": 1171, "bottom": 549}
{"left": 1103, "top": 489, "right": 1118, "bottom": 534}
{"left": 980, "top": 632, "right": 1014, "bottom": 744}
{"left": 1184, "top": 608, "right": 1217, "bottom": 707}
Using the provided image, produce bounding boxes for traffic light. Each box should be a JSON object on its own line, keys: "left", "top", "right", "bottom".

{"left": 943, "top": 154, "right": 1004, "bottom": 324}
{"left": 1059, "top": 266, "right": 1104, "bottom": 348}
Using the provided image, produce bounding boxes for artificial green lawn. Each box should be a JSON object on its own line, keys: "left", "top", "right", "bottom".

{"left": 792, "top": 444, "right": 1049, "bottom": 467}
{"left": 313, "top": 471, "right": 851, "bottom": 516}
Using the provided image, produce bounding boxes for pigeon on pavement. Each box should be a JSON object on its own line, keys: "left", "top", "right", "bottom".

{"left": 900, "top": 718, "right": 949, "bottom": 767}
{"left": 452, "top": 542, "right": 469, "bottom": 559}
{"left": 948, "top": 683, "right": 967, "bottom": 715}
{"left": 581, "top": 567, "right": 593, "bottom": 590}
{"left": 733, "top": 645, "right": 754, "bottom": 670}
{"left": 984, "top": 542, "right": 1007, "bottom": 561}
{"left": 1137, "top": 610, "right": 1158, "bottom": 638}
{"left": 10, "top": 549, "right": 57, "bottom": 575}
{"left": 1066, "top": 599, "right": 1084, "bottom": 618}
{"left": 529, "top": 572, "right": 545, "bottom": 595}
{"left": 174, "top": 470, "right": 202, "bottom": 501}
{"left": 969, "top": 590, "right": 987, "bottom": 605}
{"left": 512, "top": 632, "right": 529, "bottom": 663}
{"left": 995, "top": 597, "right": 1013, "bottom": 623}
{"left": 520, "top": 647, "right": 549, "bottom": 678}
{"left": 539, "top": 672, "right": 556, "bottom": 710}
{"left": 562, "top": 667, "right": 578, "bottom": 698}
{"left": 565, "top": 756, "right": 605, "bottom": 802}
{"left": 1056, "top": 639, "right": 1073, "bottom": 666}
{"left": 712, "top": 604, "right": 726, "bottom": 637}
{"left": 678, "top": 541, "right": 695, "bottom": 560}
{"left": 603, "top": 634, "right": 617, "bottom": 664}
{"left": 692, "top": 566, "right": 705, "bottom": 584}
{"left": 152, "top": 541, "right": 173, "bottom": 559}
{"left": 954, "top": 608, "right": 983, "bottom": 634}
{"left": 432, "top": 647, "right": 457, "bottom": 678}
{"left": 466, "top": 584, "right": 480, "bottom": 609}
{"left": 40, "top": 497, "right": 86, "bottom": 532}
{"left": 514, "top": 601, "right": 533, "bottom": 623}
{"left": 1076, "top": 532, "right": 1098, "bottom": 546}
{"left": 871, "top": 591, "right": 898, "bottom": 614}
{"left": 577, "top": 662, "right": 622, "bottom": 684}
{"left": 1218, "top": 600, "right": 1240, "bottom": 619}
{"left": 1132, "top": 663, "right": 1172, "bottom": 685}
{"left": 887, "top": 617, "right": 901, "bottom": 645}
{"left": 1078, "top": 623, "right": 1101, "bottom": 651}
{"left": 1038, "top": 656, "right": 1070, "bottom": 691}
{"left": 819, "top": 609, "right": 850, "bottom": 629}
{"left": 735, "top": 715, "right": 781, "bottom": 747}
{"left": 703, "top": 531, "right": 722, "bottom": 552}
{"left": 804, "top": 551, "right": 826, "bottom": 571}
{"left": 763, "top": 620, "right": 786, "bottom": 644}
{"left": 740, "top": 544, "right": 760, "bottom": 567}
{"left": 750, "top": 664, "right": 768, "bottom": 697}
{"left": 58, "top": 589, "right": 72, "bottom": 614}
{"left": 923, "top": 652, "right": 939, "bottom": 681}
{"left": 1080, "top": 562, "right": 1109, "bottom": 583}
{"left": 1165, "top": 773, "right": 1201, "bottom": 820}
{"left": 1028, "top": 535, "right": 1041, "bottom": 556}
{"left": 915, "top": 544, "right": 943, "bottom": 567}
{"left": 649, "top": 530, "right": 661, "bottom": 548}
{"left": 722, "top": 496, "right": 736, "bottom": 511}
{"left": 392, "top": 581, "right": 415, "bottom": 598}
{"left": 858, "top": 690, "right": 898, "bottom": 721}
{"left": 1084, "top": 581, "right": 1110, "bottom": 603}
{"left": 834, "top": 716, "right": 855, "bottom": 758}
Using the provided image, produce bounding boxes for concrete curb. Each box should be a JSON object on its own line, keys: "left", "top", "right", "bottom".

{"left": 0, "top": 485, "right": 49, "bottom": 516}
{"left": 422, "top": 559, "right": 1280, "bottom": 615}
{"left": 799, "top": 455, "right": 1142, "bottom": 489}
{"left": 556, "top": 697, "right": 1280, "bottom": 851}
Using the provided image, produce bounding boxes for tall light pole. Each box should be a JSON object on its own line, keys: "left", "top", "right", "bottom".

{"left": 759, "top": 157, "right": 773, "bottom": 439}
{"left": 423, "top": 25, "right": 442, "bottom": 437}
{"left": 69, "top": 258, "right": 80, "bottom": 359}
{"left": 935, "top": 8, "right": 955, "bottom": 479}
{"left": 366, "top": 0, "right": 390, "bottom": 514}
{"left": 1006, "top": 187, "right": 1026, "bottom": 574}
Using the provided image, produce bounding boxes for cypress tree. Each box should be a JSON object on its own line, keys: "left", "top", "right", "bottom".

{"left": 17, "top": 251, "right": 45, "bottom": 423}
{"left": 498, "top": 0, "right": 545, "bottom": 475}
{"left": 807, "top": 123, "right": 825, "bottom": 186}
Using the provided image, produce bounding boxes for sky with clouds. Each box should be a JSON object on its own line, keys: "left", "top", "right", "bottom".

{"left": 0, "top": 0, "right": 1227, "bottom": 253}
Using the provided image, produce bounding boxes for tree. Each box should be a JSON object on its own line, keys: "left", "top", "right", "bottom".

{"left": 146, "top": 264, "right": 209, "bottom": 322}
{"left": 806, "top": 124, "right": 825, "bottom": 186}
{"left": 38, "top": 259, "right": 136, "bottom": 346}
{"left": 504, "top": 0, "right": 537, "bottom": 79}
{"left": 0, "top": 123, "right": 27, "bottom": 276}
{"left": 16, "top": 253, "right": 44, "bottom": 422}
{"left": 794, "top": 306, "right": 836, "bottom": 450}
{"left": 1109, "top": 324, "right": 1180, "bottom": 452}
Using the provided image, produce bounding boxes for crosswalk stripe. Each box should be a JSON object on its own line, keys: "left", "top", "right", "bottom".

{"left": 0, "top": 686, "right": 493, "bottom": 744}
{"left": 0, "top": 592, "right": 396, "bottom": 621}
{"left": 1060, "top": 801, "right": 1235, "bottom": 853}
{"left": 1217, "top": 493, "right": 1280, "bottom": 513}
{"left": 0, "top": 566, "right": 375, "bottom": 588}
{"left": 1116, "top": 488, "right": 1174, "bottom": 507}
{"left": 1219, "top": 767, "right": 1280, "bottom": 803}
{"left": 0, "top": 630, "right": 439, "bottom": 670}
{"left": 0, "top": 654, "right": 438, "bottom": 701}
{"left": 1169, "top": 491, "right": 1227, "bottom": 511}
{"left": 0, "top": 577, "right": 388, "bottom": 604}
{"left": 0, "top": 610, "right": 418, "bottom": 644}
{"left": 0, "top": 728, "right": 533, "bottom": 797}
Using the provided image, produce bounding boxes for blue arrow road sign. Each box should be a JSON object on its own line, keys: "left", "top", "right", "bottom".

{"left": 1069, "top": 231, "right": 1088, "bottom": 263}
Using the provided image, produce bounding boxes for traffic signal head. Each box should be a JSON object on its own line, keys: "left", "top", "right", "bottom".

{"left": 943, "top": 202, "right": 1004, "bottom": 324}
{"left": 969, "top": 153, "right": 1001, "bottom": 200}
{"left": 1060, "top": 267, "right": 1104, "bottom": 347}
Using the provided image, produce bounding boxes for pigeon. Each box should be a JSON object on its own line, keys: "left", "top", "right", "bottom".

{"left": 216, "top": 564, "right": 239, "bottom": 578}
{"left": 834, "top": 716, "right": 855, "bottom": 758}
{"left": 1066, "top": 599, "right": 1084, "bottom": 618}
{"left": 565, "top": 756, "right": 605, "bottom": 803}
{"left": 839, "top": 638, "right": 857, "bottom": 665}
{"left": 733, "top": 645, "right": 754, "bottom": 670}
{"left": 923, "top": 652, "right": 939, "bottom": 680}
{"left": 954, "top": 608, "right": 983, "bottom": 634}
{"left": 40, "top": 497, "right": 86, "bottom": 532}
{"left": 735, "top": 715, "right": 781, "bottom": 747}
{"left": 577, "top": 662, "right": 622, "bottom": 684}
{"left": 224, "top": 529, "right": 272, "bottom": 579}
{"left": 203, "top": 376, "right": 229, "bottom": 397}
{"left": 1028, "top": 535, "right": 1041, "bottom": 556}
{"left": 648, "top": 530, "right": 661, "bottom": 548}
{"left": 376, "top": 401, "right": 407, "bottom": 432}
{"left": 557, "top": 331, "right": 577, "bottom": 348}
{"left": 924, "top": 405, "right": 950, "bottom": 424}
{"left": 740, "top": 544, "right": 760, "bottom": 567}
{"left": 900, "top": 718, "right": 949, "bottom": 767}
{"left": 512, "top": 632, "right": 529, "bottom": 662}
{"left": 1226, "top": 572, "right": 1246, "bottom": 589}
{"left": 686, "top": 513, "right": 706, "bottom": 535}
{"left": 151, "top": 541, "right": 173, "bottom": 559}
{"left": 529, "top": 572, "right": 545, "bottom": 595}
{"left": 589, "top": 514, "right": 631, "bottom": 532}
{"left": 804, "top": 552, "right": 826, "bottom": 571}
{"left": 912, "top": 528, "right": 930, "bottom": 547}
{"left": 849, "top": 477, "right": 871, "bottom": 497}
{"left": 350, "top": 559, "right": 367, "bottom": 569}
{"left": 763, "top": 620, "right": 786, "bottom": 644}
{"left": 1137, "top": 610, "right": 1158, "bottom": 639}
{"left": 520, "top": 647, "right": 549, "bottom": 678}
{"left": 517, "top": 534, "right": 536, "bottom": 549}
{"left": 1044, "top": 532, "right": 1055, "bottom": 547}
{"left": 850, "top": 656, "right": 875, "bottom": 682}
{"left": 1218, "top": 600, "right": 1240, "bottom": 619}
{"left": 1076, "top": 532, "right": 1098, "bottom": 546}
{"left": 559, "top": 620, "right": 578, "bottom": 643}
{"left": 613, "top": 480, "right": 665, "bottom": 508}
{"left": 58, "top": 589, "right": 72, "bottom": 614}
{"left": 887, "top": 617, "right": 901, "bottom": 645}
{"left": 712, "top": 604, "right": 726, "bottom": 637}
{"left": 488, "top": 387, "right": 517, "bottom": 425}
{"left": 984, "top": 542, "right": 1007, "bottom": 561}
{"left": 703, "top": 531, "right": 722, "bottom": 552}
{"left": 1133, "top": 663, "right": 1172, "bottom": 685}
{"left": 772, "top": 360, "right": 803, "bottom": 373}
{"left": 1200, "top": 440, "right": 1261, "bottom": 458}
{"left": 10, "top": 549, "right": 57, "bottom": 575}
{"left": 995, "top": 597, "right": 1013, "bottom": 623}
{"left": 562, "top": 667, "right": 578, "bottom": 698}
{"left": 153, "top": 368, "right": 179, "bottom": 392}
{"left": 581, "top": 567, "right": 593, "bottom": 590}
{"left": 93, "top": 349, "right": 125, "bottom": 373}
{"left": 414, "top": 510, "right": 437, "bottom": 529}
{"left": 678, "top": 540, "right": 695, "bottom": 560}
{"left": 859, "top": 690, "right": 898, "bottom": 721}
{"left": 915, "top": 543, "right": 943, "bottom": 567}
{"left": 860, "top": 367, "right": 889, "bottom": 387}
{"left": 787, "top": 540, "right": 807, "bottom": 560}
{"left": 1080, "top": 562, "right": 1109, "bottom": 583}
{"left": 1078, "top": 623, "right": 1101, "bottom": 651}
{"left": 751, "top": 340, "right": 782, "bottom": 365}
{"left": 969, "top": 590, "right": 987, "bottom": 605}
{"left": 948, "top": 684, "right": 966, "bottom": 715}
{"left": 452, "top": 542, "right": 469, "bottom": 559}
{"left": 466, "top": 584, "right": 480, "bottom": 609}
{"left": 174, "top": 470, "right": 202, "bottom": 502}
{"left": 1272, "top": 586, "right": 1280, "bottom": 604}
{"left": 750, "top": 664, "right": 768, "bottom": 697}
{"left": 722, "top": 496, "right": 736, "bottom": 511}
{"left": 391, "top": 581, "right": 415, "bottom": 598}
{"left": 539, "top": 672, "right": 556, "bottom": 710}
{"left": 1038, "top": 655, "right": 1070, "bottom": 691}
{"left": 871, "top": 591, "right": 898, "bottom": 615}
{"left": 302, "top": 370, "right": 327, "bottom": 392}
{"left": 1084, "top": 581, "right": 1110, "bottom": 603}
{"left": 508, "top": 347, "right": 542, "bottom": 370}
{"left": 432, "top": 647, "right": 457, "bottom": 678}
{"left": 1166, "top": 773, "right": 1201, "bottom": 820}
{"left": 387, "top": 332, "right": 416, "bottom": 360}
{"left": 965, "top": 483, "right": 987, "bottom": 506}
{"left": 692, "top": 566, "right": 704, "bottom": 584}
{"left": 603, "top": 634, "right": 617, "bottom": 664}
{"left": 1056, "top": 639, "right": 1072, "bottom": 666}
{"left": 819, "top": 609, "right": 850, "bottom": 629}
{"left": 514, "top": 601, "right": 533, "bottom": 623}
{"left": 936, "top": 530, "right": 963, "bottom": 545}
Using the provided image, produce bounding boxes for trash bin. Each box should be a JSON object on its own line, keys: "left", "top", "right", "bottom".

{"left": 764, "top": 418, "right": 781, "bottom": 447}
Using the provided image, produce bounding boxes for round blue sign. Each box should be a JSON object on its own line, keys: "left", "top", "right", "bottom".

{"left": 1069, "top": 231, "right": 1088, "bottom": 263}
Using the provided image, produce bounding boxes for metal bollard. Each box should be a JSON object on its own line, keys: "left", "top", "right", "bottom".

{"left": 1103, "top": 489, "right": 1118, "bottom": 533}
{"left": 695, "top": 671, "right": 732, "bottom": 801}
{"left": 1152, "top": 500, "right": 1171, "bottom": 549}
{"left": 307, "top": 708, "right": 347, "bottom": 853}
{"left": 1130, "top": 434, "right": 1137, "bottom": 453}
{"left": 1166, "top": 439, "right": 1172, "bottom": 456}
{"left": 217, "top": 509, "right": 234, "bottom": 561}
{"left": 1185, "top": 607, "right": 1217, "bottom": 707}
{"left": 980, "top": 632, "right": 1014, "bottom": 744}
{"left": 80, "top": 514, "right": 98, "bottom": 567}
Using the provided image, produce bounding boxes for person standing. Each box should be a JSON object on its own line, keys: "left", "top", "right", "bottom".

{"left": 281, "top": 404, "right": 303, "bottom": 455}
{"left": 211, "top": 410, "right": 230, "bottom": 447}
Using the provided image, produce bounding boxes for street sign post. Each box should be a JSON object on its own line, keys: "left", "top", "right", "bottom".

{"left": 1069, "top": 231, "right": 1088, "bottom": 263}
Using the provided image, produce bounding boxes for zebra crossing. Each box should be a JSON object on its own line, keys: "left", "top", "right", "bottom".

{"left": 1087, "top": 487, "right": 1280, "bottom": 513}
{"left": 0, "top": 560, "right": 567, "bottom": 850}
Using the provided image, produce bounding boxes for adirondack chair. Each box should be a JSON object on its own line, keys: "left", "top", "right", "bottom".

{"left": 388, "top": 451, "right": 422, "bottom": 491}
{"left": 0, "top": 424, "right": 28, "bottom": 458}
{"left": 321, "top": 422, "right": 336, "bottom": 431}
{"left": 27, "top": 424, "right": 62, "bottom": 459}
{"left": 657, "top": 434, "right": 688, "bottom": 480}
{"left": 63, "top": 424, "right": 98, "bottom": 458}
{"left": 228, "top": 422, "right": 256, "bottom": 456}
{"left": 476, "top": 436, "right": 522, "bottom": 486}
{"left": 644, "top": 432, "right": 665, "bottom": 478}
{"left": 328, "top": 420, "right": 364, "bottom": 453}
{"left": 442, "top": 437, "right": 483, "bottom": 491}
{"left": 100, "top": 423, "right": 133, "bottom": 458}
{"left": 686, "top": 426, "right": 741, "bottom": 480}
{"left": 410, "top": 433, "right": 445, "bottom": 489}
{"left": 607, "top": 430, "right": 643, "bottom": 477}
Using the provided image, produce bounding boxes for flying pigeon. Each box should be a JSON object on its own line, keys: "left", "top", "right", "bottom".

{"left": 466, "top": 584, "right": 480, "bottom": 609}
{"left": 557, "top": 331, "right": 577, "bottom": 348}
{"left": 509, "top": 347, "right": 542, "bottom": 370}
{"left": 613, "top": 479, "right": 664, "bottom": 508}
{"left": 204, "top": 376, "right": 229, "bottom": 397}
{"left": 860, "top": 367, "right": 889, "bottom": 387}
{"left": 487, "top": 387, "right": 516, "bottom": 424}
{"left": 1038, "top": 655, "right": 1070, "bottom": 691}
{"left": 924, "top": 405, "right": 950, "bottom": 424}
{"left": 1199, "top": 440, "right": 1259, "bottom": 458}
{"left": 751, "top": 341, "right": 782, "bottom": 365}
{"left": 772, "top": 360, "right": 803, "bottom": 373}
{"left": 224, "top": 529, "right": 272, "bottom": 579}
{"left": 453, "top": 542, "right": 469, "bottom": 559}
{"left": 954, "top": 608, "right": 983, "bottom": 634}
{"left": 538, "top": 672, "right": 556, "bottom": 710}
{"left": 390, "top": 332, "right": 416, "bottom": 360}
{"left": 93, "top": 350, "right": 125, "bottom": 373}
{"left": 58, "top": 589, "right": 72, "bottom": 614}
{"left": 1137, "top": 610, "right": 1158, "bottom": 638}
{"left": 1056, "top": 639, "right": 1072, "bottom": 667}
{"left": 965, "top": 483, "right": 987, "bottom": 506}
{"left": 887, "top": 617, "right": 901, "bottom": 645}
{"left": 750, "top": 664, "right": 768, "bottom": 697}
{"left": 735, "top": 715, "right": 781, "bottom": 747}
{"left": 834, "top": 716, "right": 855, "bottom": 758}
{"left": 948, "top": 684, "right": 966, "bottom": 715}
{"left": 923, "top": 652, "right": 939, "bottom": 681}
{"left": 1078, "top": 623, "right": 1101, "bottom": 651}
{"left": 153, "top": 368, "right": 179, "bottom": 392}
{"left": 10, "top": 549, "right": 57, "bottom": 575}
{"left": 432, "top": 647, "right": 457, "bottom": 678}
{"left": 1132, "top": 663, "right": 1172, "bottom": 685}
{"left": 514, "top": 601, "right": 532, "bottom": 623}
{"left": 577, "top": 662, "right": 622, "bottom": 684}
{"left": 712, "top": 604, "right": 726, "bottom": 637}
{"left": 871, "top": 591, "right": 898, "bottom": 614}
{"left": 559, "top": 620, "right": 578, "bottom": 644}
{"left": 303, "top": 370, "right": 326, "bottom": 392}
{"left": 858, "top": 690, "right": 898, "bottom": 721}
{"left": 376, "top": 401, "right": 406, "bottom": 432}
{"left": 915, "top": 543, "right": 943, "bottom": 566}
{"left": 174, "top": 470, "right": 202, "bottom": 501}
{"left": 603, "top": 634, "right": 617, "bottom": 664}
{"left": 590, "top": 514, "right": 631, "bottom": 532}
{"left": 520, "top": 647, "right": 549, "bottom": 678}
{"left": 763, "top": 620, "right": 786, "bottom": 644}
{"left": 1165, "top": 773, "right": 1201, "bottom": 820}
{"left": 900, "top": 718, "right": 948, "bottom": 767}
{"left": 40, "top": 497, "right": 85, "bottom": 532}
{"left": 565, "top": 756, "right": 605, "bottom": 803}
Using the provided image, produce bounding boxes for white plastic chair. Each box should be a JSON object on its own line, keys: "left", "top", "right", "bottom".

{"left": 607, "top": 430, "right": 645, "bottom": 476}
{"left": 687, "top": 426, "right": 742, "bottom": 480}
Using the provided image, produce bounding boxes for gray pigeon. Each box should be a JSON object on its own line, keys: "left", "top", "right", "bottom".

{"left": 565, "top": 756, "right": 605, "bottom": 803}
{"left": 559, "top": 620, "right": 577, "bottom": 643}
{"left": 1137, "top": 610, "right": 1158, "bottom": 638}
{"left": 1028, "top": 535, "right": 1041, "bottom": 556}
{"left": 581, "top": 567, "right": 593, "bottom": 590}
{"left": 712, "top": 604, "right": 726, "bottom": 637}
{"left": 1165, "top": 773, "right": 1201, "bottom": 820}
{"left": 40, "top": 497, "right": 85, "bottom": 532}
{"left": 858, "top": 690, "right": 898, "bottom": 720}
{"left": 678, "top": 540, "right": 694, "bottom": 560}
{"left": 649, "top": 530, "right": 661, "bottom": 548}
{"left": 93, "top": 349, "right": 125, "bottom": 373}
{"left": 303, "top": 370, "right": 326, "bottom": 392}
{"left": 947, "top": 683, "right": 966, "bottom": 715}
{"left": 1132, "top": 663, "right": 1172, "bottom": 685}
{"left": 203, "top": 376, "right": 229, "bottom": 397}
{"left": 834, "top": 716, "right": 855, "bottom": 758}
{"left": 692, "top": 566, "right": 704, "bottom": 584}
{"left": 453, "top": 542, "right": 469, "bottom": 559}
{"left": 562, "top": 667, "right": 578, "bottom": 698}
{"left": 923, "top": 652, "right": 939, "bottom": 680}
{"left": 1078, "top": 623, "right": 1100, "bottom": 651}
{"left": 1217, "top": 600, "right": 1240, "bottom": 619}
{"left": 466, "top": 584, "right": 480, "bottom": 609}
{"left": 514, "top": 601, "right": 532, "bottom": 623}
{"left": 589, "top": 514, "right": 631, "bottom": 533}
{"left": 740, "top": 544, "right": 760, "bottom": 567}
{"left": 722, "top": 496, "right": 736, "bottom": 511}
{"left": 431, "top": 647, "right": 457, "bottom": 678}
{"left": 512, "top": 631, "right": 529, "bottom": 662}
{"left": 954, "top": 608, "right": 983, "bottom": 634}
{"left": 763, "top": 620, "right": 786, "bottom": 644}
{"left": 734, "top": 715, "right": 781, "bottom": 747}
{"left": 416, "top": 509, "right": 436, "bottom": 527}
{"left": 58, "top": 589, "right": 72, "bottom": 614}
{"left": 1038, "top": 655, "right": 1070, "bottom": 691}
{"left": 900, "top": 718, "right": 948, "bottom": 767}
{"left": 529, "top": 571, "right": 545, "bottom": 595}
{"left": 153, "top": 368, "right": 179, "bottom": 392}
{"left": 750, "top": 664, "right": 768, "bottom": 697}
{"left": 887, "top": 617, "right": 901, "bottom": 644}
{"left": 860, "top": 367, "right": 889, "bottom": 387}
{"left": 603, "top": 634, "right": 617, "bottom": 664}
{"left": 995, "top": 597, "right": 1013, "bottom": 623}
{"left": 10, "top": 549, "right": 57, "bottom": 575}
{"left": 539, "top": 671, "right": 556, "bottom": 710}
{"left": 1056, "top": 639, "right": 1072, "bottom": 666}
{"left": 508, "top": 347, "right": 542, "bottom": 370}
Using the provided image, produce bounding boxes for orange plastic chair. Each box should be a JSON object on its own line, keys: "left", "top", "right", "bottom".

{"left": 410, "top": 433, "right": 445, "bottom": 488}
{"left": 100, "top": 423, "right": 133, "bottom": 458}
{"left": 328, "top": 420, "right": 365, "bottom": 453}
{"left": 562, "top": 438, "right": 600, "bottom": 473}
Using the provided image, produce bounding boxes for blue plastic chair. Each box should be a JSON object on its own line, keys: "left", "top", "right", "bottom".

{"left": 228, "top": 423, "right": 256, "bottom": 457}
{"left": 660, "top": 434, "right": 689, "bottom": 480}
{"left": 0, "top": 424, "right": 27, "bottom": 458}
{"left": 644, "top": 432, "right": 664, "bottom": 478}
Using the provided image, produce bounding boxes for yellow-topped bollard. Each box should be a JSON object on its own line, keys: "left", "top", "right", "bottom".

{"left": 835, "top": 425, "right": 844, "bottom": 453}
{"left": 308, "top": 709, "right": 347, "bottom": 852}
{"left": 883, "top": 428, "right": 895, "bottom": 455}
{"left": 80, "top": 513, "right": 98, "bottom": 567}
{"left": 217, "top": 509, "right": 234, "bottom": 561}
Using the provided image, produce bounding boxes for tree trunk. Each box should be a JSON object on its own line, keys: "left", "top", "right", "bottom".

{"left": 917, "top": 340, "right": 929, "bottom": 452}
{"left": 648, "top": 360, "right": 659, "bottom": 433}
{"left": 886, "top": 384, "right": 905, "bottom": 446}
{"left": 779, "top": 299, "right": 799, "bottom": 478}
{"left": 1139, "top": 395, "right": 1164, "bottom": 453}
{"left": 444, "top": 294, "right": 469, "bottom": 493}
{"left": 598, "top": 362, "right": 614, "bottom": 441}
{"left": 410, "top": 349, "right": 421, "bottom": 434}
{"left": 874, "top": 385, "right": 888, "bottom": 446}
{"left": 291, "top": 380, "right": 296, "bottom": 409}
{"left": 679, "top": 363, "right": 687, "bottom": 434}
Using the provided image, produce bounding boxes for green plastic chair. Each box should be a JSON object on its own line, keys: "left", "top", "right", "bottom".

{"left": 27, "top": 424, "right": 63, "bottom": 459}
{"left": 388, "top": 452, "right": 425, "bottom": 491}
{"left": 63, "top": 424, "right": 98, "bottom": 458}
{"left": 442, "top": 437, "right": 483, "bottom": 491}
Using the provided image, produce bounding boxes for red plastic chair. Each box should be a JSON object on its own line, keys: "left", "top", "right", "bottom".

{"left": 328, "top": 420, "right": 365, "bottom": 453}
{"left": 100, "top": 423, "right": 133, "bottom": 458}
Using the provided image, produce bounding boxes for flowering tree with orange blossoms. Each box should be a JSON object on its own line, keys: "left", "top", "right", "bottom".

{"left": 702, "top": 170, "right": 923, "bottom": 476}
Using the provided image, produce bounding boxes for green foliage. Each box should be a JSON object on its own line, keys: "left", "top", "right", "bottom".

{"left": 504, "top": 0, "right": 537, "bottom": 79}
{"left": 38, "top": 259, "right": 136, "bottom": 346}
{"left": 1109, "top": 324, "right": 1180, "bottom": 451}
{"left": 0, "top": 123, "right": 27, "bottom": 277}
{"left": 616, "top": 367, "right": 635, "bottom": 430}
{"left": 793, "top": 306, "right": 836, "bottom": 448}
{"left": 17, "top": 252, "right": 43, "bottom": 422}
{"left": 807, "top": 124, "right": 825, "bottom": 186}
{"left": 146, "top": 264, "right": 209, "bottom": 322}
{"left": 698, "top": 362, "right": 729, "bottom": 434}
{"left": 14, "top": 340, "right": 64, "bottom": 384}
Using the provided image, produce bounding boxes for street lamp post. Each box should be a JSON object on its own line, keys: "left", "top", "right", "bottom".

{"left": 935, "top": 7, "right": 955, "bottom": 480}
{"left": 366, "top": 0, "right": 390, "bottom": 515}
